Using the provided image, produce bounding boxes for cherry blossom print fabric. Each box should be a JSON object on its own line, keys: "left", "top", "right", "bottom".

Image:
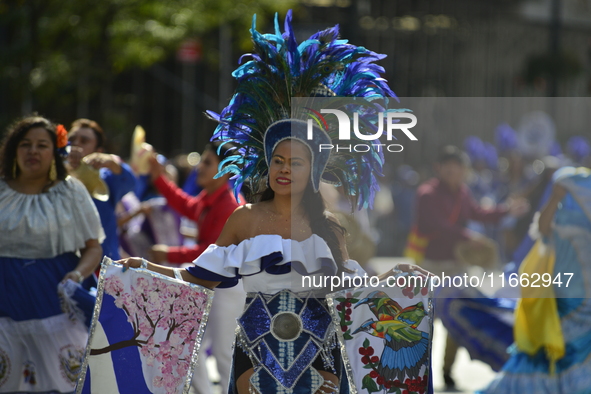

{"left": 77, "top": 257, "right": 214, "bottom": 394}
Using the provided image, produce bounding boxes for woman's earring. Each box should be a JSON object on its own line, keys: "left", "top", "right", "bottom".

{"left": 12, "top": 159, "right": 17, "bottom": 178}
{"left": 49, "top": 159, "right": 57, "bottom": 181}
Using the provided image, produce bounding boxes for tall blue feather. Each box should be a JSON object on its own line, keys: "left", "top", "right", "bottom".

{"left": 207, "top": 11, "right": 397, "bottom": 209}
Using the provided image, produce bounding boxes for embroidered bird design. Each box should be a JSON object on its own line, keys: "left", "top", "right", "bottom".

{"left": 352, "top": 291, "right": 430, "bottom": 381}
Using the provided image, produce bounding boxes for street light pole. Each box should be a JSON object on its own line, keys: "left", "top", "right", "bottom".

{"left": 548, "top": 0, "right": 561, "bottom": 97}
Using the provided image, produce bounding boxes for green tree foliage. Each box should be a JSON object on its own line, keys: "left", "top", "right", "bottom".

{"left": 0, "top": 0, "right": 295, "bottom": 123}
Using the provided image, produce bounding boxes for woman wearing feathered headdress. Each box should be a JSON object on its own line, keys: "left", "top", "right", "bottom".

{"left": 118, "top": 11, "right": 426, "bottom": 393}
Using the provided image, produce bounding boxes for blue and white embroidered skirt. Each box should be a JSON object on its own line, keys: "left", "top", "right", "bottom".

{"left": 0, "top": 253, "right": 92, "bottom": 393}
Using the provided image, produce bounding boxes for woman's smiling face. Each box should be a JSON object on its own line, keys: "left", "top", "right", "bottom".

{"left": 268, "top": 139, "right": 311, "bottom": 197}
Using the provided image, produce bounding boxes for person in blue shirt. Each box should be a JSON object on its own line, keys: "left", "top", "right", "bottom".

{"left": 68, "top": 118, "right": 136, "bottom": 260}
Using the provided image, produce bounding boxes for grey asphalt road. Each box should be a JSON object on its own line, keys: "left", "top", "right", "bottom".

{"left": 431, "top": 320, "right": 497, "bottom": 394}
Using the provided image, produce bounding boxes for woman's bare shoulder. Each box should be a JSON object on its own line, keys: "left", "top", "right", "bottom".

{"left": 227, "top": 203, "right": 266, "bottom": 224}
{"left": 230, "top": 203, "right": 254, "bottom": 217}
{"left": 217, "top": 202, "right": 271, "bottom": 245}
{"left": 230, "top": 201, "right": 274, "bottom": 226}
{"left": 324, "top": 209, "right": 338, "bottom": 222}
{"left": 235, "top": 200, "right": 271, "bottom": 213}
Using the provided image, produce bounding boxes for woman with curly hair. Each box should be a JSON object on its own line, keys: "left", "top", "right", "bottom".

{"left": 0, "top": 116, "right": 104, "bottom": 393}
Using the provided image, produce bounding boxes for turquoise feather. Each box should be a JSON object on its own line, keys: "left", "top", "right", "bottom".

{"left": 207, "top": 10, "right": 397, "bottom": 208}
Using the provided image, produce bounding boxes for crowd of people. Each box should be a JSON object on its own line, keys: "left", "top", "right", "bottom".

{"left": 1, "top": 10, "right": 591, "bottom": 394}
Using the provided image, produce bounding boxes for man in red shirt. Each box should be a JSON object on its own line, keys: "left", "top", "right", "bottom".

{"left": 147, "top": 141, "right": 244, "bottom": 394}
{"left": 413, "top": 145, "right": 527, "bottom": 389}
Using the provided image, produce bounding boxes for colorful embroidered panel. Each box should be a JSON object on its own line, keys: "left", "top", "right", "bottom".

{"left": 327, "top": 271, "right": 434, "bottom": 394}
{"left": 76, "top": 257, "right": 213, "bottom": 394}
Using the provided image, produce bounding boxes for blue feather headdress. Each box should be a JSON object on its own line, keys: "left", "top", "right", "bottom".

{"left": 207, "top": 10, "right": 397, "bottom": 209}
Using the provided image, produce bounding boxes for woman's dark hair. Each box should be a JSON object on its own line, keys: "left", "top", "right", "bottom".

{"left": 260, "top": 183, "right": 348, "bottom": 271}
{"left": 0, "top": 115, "right": 68, "bottom": 181}
{"left": 437, "top": 145, "right": 470, "bottom": 167}
{"left": 204, "top": 140, "right": 236, "bottom": 163}
{"left": 512, "top": 157, "right": 560, "bottom": 247}
{"left": 70, "top": 118, "right": 105, "bottom": 150}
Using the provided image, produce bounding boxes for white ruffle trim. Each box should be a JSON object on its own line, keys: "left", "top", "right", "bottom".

{"left": 193, "top": 234, "right": 340, "bottom": 279}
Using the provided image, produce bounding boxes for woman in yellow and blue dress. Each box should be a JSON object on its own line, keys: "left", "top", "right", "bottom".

{"left": 480, "top": 166, "right": 591, "bottom": 393}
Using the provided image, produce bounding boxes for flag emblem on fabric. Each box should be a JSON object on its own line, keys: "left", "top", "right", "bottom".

{"left": 76, "top": 257, "right": 214, "bottom": 394}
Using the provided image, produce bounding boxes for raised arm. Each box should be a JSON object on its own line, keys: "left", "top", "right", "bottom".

{"left": 148, "top": 154, "right": 202, "bottom": 219}
{"left": 117, "top": 256, "right": 221, "bottom": 289}
{"left": 125, "top": 258, "right": 221, "bottom": 289}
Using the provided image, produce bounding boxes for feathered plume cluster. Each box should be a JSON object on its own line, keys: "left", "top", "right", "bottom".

{"left": 207, "top": 10, "right": 398, "bottom": 209}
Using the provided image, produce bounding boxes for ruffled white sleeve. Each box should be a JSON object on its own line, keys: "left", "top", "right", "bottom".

{"left": 186, "top": 234, "right": 339, "bottom": 289}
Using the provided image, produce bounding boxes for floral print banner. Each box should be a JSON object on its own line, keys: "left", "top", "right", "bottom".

{"left": 327, "top": 271, "right": 434, "bottom": 394}
{"left": 76, "top": 257, "right": 213, "bottom": 394}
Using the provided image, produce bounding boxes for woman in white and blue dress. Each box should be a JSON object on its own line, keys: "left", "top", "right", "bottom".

{"left": 0, "top": 116, "right": 104, "bottom": 393}
{"left": 120, "top": 127, "right": 431, "bottom": 394}
{"left": 121, "top": 128, "right": 364, "bottom": 393}
{"left": 119, "top": 10, "right": 419, "bottom": 393}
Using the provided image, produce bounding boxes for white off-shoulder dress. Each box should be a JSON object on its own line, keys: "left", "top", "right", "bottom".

{"left": 186, "top": 234, "right": 365, "bottom": 394}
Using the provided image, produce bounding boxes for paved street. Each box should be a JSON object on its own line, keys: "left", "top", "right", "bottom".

{"left": 431, "top": 320, "right": 496, "bottom": 394}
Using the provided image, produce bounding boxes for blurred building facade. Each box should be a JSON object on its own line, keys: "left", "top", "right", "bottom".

{"left": 1, "top": 0, "right": 590, "bottom": 159}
